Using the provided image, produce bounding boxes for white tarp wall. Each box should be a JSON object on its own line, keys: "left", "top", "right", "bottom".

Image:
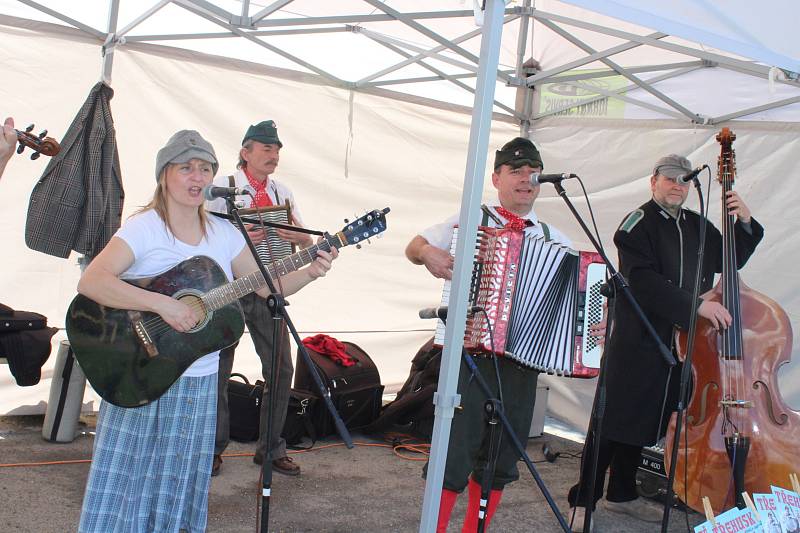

{"left": 1, "top": 16, "right": 799, "bottom": 433}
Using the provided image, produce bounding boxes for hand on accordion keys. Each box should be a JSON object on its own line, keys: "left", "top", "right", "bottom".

{"left": 588, "top": 301, "right": 608, "bottom": 346}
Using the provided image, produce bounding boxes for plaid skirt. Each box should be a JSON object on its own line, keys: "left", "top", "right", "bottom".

{"left": 79, "top": 374, "right": 217, "bottom": 533}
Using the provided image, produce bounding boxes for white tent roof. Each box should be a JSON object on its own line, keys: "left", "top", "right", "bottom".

{"left": 561, "top": 0, "right": 800, "bottom": 73}
{"left": 3, "top": 0, "right": 800, "bottom": 123}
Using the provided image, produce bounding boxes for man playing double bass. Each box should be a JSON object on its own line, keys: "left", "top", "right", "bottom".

{"left": 567, "top": 154, "right": 764, "bottom": 530}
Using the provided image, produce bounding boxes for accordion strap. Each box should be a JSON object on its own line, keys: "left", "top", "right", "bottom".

{"left": 541, "top": 222, "right": 551, "bottom": 242}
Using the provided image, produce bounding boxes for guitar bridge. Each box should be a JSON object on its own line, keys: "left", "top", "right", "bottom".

{"left": 129, "top": 311, "right": 159, "bottom": 358}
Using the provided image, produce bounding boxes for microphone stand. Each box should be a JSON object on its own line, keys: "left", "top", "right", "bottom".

{"left": 661, "top": 177, "right": 709, "bottom": 532}
{"left": 223, "top": 197, "right": 354, "bottom": 533}
{"left": 550, "top": 179, "right": 675, "bottom": 533}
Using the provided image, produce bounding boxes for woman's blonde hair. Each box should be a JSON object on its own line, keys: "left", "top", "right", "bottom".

{"left": 134, "top": 165, "right": 209, "bottom": 238}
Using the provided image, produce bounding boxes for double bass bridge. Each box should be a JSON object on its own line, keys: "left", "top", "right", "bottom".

{"left": 719, "top": 398, "right": 753, "bottom": 409}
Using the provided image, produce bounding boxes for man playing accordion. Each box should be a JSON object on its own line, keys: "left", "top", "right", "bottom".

{"left": 406, "top": 137, "right": 571, "bottom": 532}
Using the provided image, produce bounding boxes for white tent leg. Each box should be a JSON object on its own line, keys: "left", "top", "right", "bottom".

{"left": 418, "top": 1, "right": 506, "bottom": 531}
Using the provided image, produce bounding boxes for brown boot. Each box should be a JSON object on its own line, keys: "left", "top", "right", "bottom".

{"left": 272, "top": 456, "right": 300, "bottom": 476}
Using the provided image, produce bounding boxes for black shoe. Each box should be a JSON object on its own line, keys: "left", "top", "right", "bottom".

{"left": 211, "top": 454, "right": 222, "bottom": 477}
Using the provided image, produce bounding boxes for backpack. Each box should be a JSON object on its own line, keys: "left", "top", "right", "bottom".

{"left": 364, "top": 337, "right": 441, "bottom": 441}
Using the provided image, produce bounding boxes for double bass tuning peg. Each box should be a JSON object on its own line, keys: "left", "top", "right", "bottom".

{"left": 38, "top": 129, "right": 48, "bottom": 138}
{"left": 25, "top": 124, "right": 34, "bottom": 133}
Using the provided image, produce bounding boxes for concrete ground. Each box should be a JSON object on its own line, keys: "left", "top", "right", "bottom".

{"left": 0, "top": 414, "right": 704, "bottom": 532}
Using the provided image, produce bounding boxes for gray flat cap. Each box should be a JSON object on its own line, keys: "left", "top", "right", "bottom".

{"left": 155, "top": 130, "right": 218, "bottom": 181}
{"left": 653, "top": 154, "right": 691, "bottom": 179}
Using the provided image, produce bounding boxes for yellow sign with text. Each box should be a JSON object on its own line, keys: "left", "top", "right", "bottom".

{"left": 538, "top": 72, "right": 627, "bottom": 118}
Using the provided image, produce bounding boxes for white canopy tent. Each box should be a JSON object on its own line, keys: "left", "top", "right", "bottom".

{"left": 1, "top": 3, "right": 798, "bottom": 525}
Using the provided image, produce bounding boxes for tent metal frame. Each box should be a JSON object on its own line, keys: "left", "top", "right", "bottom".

{"left": 9, "top": 0, "right": 800, "bottom": 125}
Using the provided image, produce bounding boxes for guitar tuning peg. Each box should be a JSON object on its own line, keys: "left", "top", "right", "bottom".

{"left": 31, "top": 152, "right": 40, "bottom": 160}
{"left": 343, "top": 218, "right": 349, "bottom": 224}
{"left": 38, "top": 129, "right": 48, "bottom": 138}
{"left": 25, "top": 124, "right": 34, "bottom": 133}
{"left": 356, "top": 244, "right": 362, "bottom": 249}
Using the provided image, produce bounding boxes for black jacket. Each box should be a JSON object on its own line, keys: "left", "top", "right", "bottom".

{"left": 601, "top": 199, "right": 764, "bottom": 446}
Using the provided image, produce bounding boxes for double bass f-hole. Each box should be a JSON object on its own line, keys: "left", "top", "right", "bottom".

{"left": 753, "top": 380, "right": 789, "bottom": 426}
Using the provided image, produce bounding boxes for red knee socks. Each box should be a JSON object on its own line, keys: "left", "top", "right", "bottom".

{"left": 437, "top": 489, "right": 460, "bottom": 533}
{"left": 461, "top": 477, "right": 503, "bottom": 533}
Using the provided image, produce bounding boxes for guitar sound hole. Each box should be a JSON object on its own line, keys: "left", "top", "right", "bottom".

{"left": 174, "top": 292, "right": 210, "bottom": 332}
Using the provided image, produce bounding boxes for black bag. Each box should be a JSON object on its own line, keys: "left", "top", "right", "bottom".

{"left": 281, "top": 389, "right": 317, "bottom": 449}
{"left": 0, "top": 303, "right": 58, "bottom": 386}
{"left": 294, "top": 340, "right": 383, "bottom": 438}
{"left": 227, "top": 373, "right": 262, "bottom": 442}
{"left": 364, "top": 337, "right": 441, "bottom": 441}
{"left": 0, "top": 303, "right": 49, "bottom": 331}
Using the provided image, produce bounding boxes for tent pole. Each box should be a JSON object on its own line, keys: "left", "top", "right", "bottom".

{"left": 418, "top": 1, "right": 506, "bottom": 531}
{"left": 515, "top": 0, "right": 533, "bottom": 136}
{"left": 100, "top": 0, "right": 120, "bottom": 85}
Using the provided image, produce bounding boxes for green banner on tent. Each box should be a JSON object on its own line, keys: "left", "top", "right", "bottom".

{"left": 538, "top": 71, "right": 627, "bottom": 118}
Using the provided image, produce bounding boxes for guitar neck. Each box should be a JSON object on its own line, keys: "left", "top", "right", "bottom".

{"left": 203, "top": 233, "right": 343, "bottom": 310}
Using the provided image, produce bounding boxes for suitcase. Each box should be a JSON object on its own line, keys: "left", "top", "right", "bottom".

{"left": 294, "top": 340, "right": 383, "bottom": 438}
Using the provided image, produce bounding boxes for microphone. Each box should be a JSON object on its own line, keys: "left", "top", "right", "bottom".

{"left": 418, "top": 306, "right": 483, "bottom": 320}
{"left": 530, "top": 172, "right": 578, "bottom": 185}
{"left": 202, "top": 185, "right": 247, "bottom": 201}
{"left": 676, "top": 164, "right": 709, "bottom": 184}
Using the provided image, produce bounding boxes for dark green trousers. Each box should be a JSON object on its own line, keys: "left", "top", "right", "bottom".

{"left": 429, "top": 355, "right": 539, "bottom": 492}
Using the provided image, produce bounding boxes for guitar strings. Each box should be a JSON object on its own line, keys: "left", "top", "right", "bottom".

{"left": 136, "top": 239, "right": 335, "bottom": 337}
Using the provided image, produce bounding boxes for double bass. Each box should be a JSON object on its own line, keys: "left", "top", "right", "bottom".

{"left": 665, "top": 127, "right": 800, "bottom": 512}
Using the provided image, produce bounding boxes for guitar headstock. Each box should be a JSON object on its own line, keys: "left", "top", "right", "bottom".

{"left": 337, "top": 208, "right": 390, "bottom": 248}
{"left": 15, "top": 124, "right": 61, "bottom": 160}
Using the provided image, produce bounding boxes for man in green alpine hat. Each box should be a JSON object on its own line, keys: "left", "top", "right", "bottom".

{"left": 207, "top": 120, "right": 312, "bottom": 478}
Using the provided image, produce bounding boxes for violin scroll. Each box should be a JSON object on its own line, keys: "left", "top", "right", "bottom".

{"left": 14, "top": 124, "right": 60, "bottom": 159}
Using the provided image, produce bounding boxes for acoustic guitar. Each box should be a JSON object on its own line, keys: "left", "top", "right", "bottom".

{"left": 66, "top": 208, "right": 389, "bottom": 407}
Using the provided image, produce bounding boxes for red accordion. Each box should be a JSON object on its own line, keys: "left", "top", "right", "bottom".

{"left": 433, "top": 226, "right": 605, "bottom": 378}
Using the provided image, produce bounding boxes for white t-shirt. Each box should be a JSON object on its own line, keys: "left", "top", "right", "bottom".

{"left": 115, "top": 210, "right": 247, "bottom": 376}
{"left": 421, "top": 205, "right": 572, "bottom": 249}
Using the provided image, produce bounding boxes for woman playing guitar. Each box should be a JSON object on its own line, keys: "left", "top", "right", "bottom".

{"left": 75, "top": 130, "right": 336, "bottom": 533}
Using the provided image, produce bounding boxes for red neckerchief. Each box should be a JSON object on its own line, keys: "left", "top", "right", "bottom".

{"left": 244, "top": 168, "right": 273, "bottom": 208}
{"left": 494, "top": 206, "right": 530, "bottom": 231}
